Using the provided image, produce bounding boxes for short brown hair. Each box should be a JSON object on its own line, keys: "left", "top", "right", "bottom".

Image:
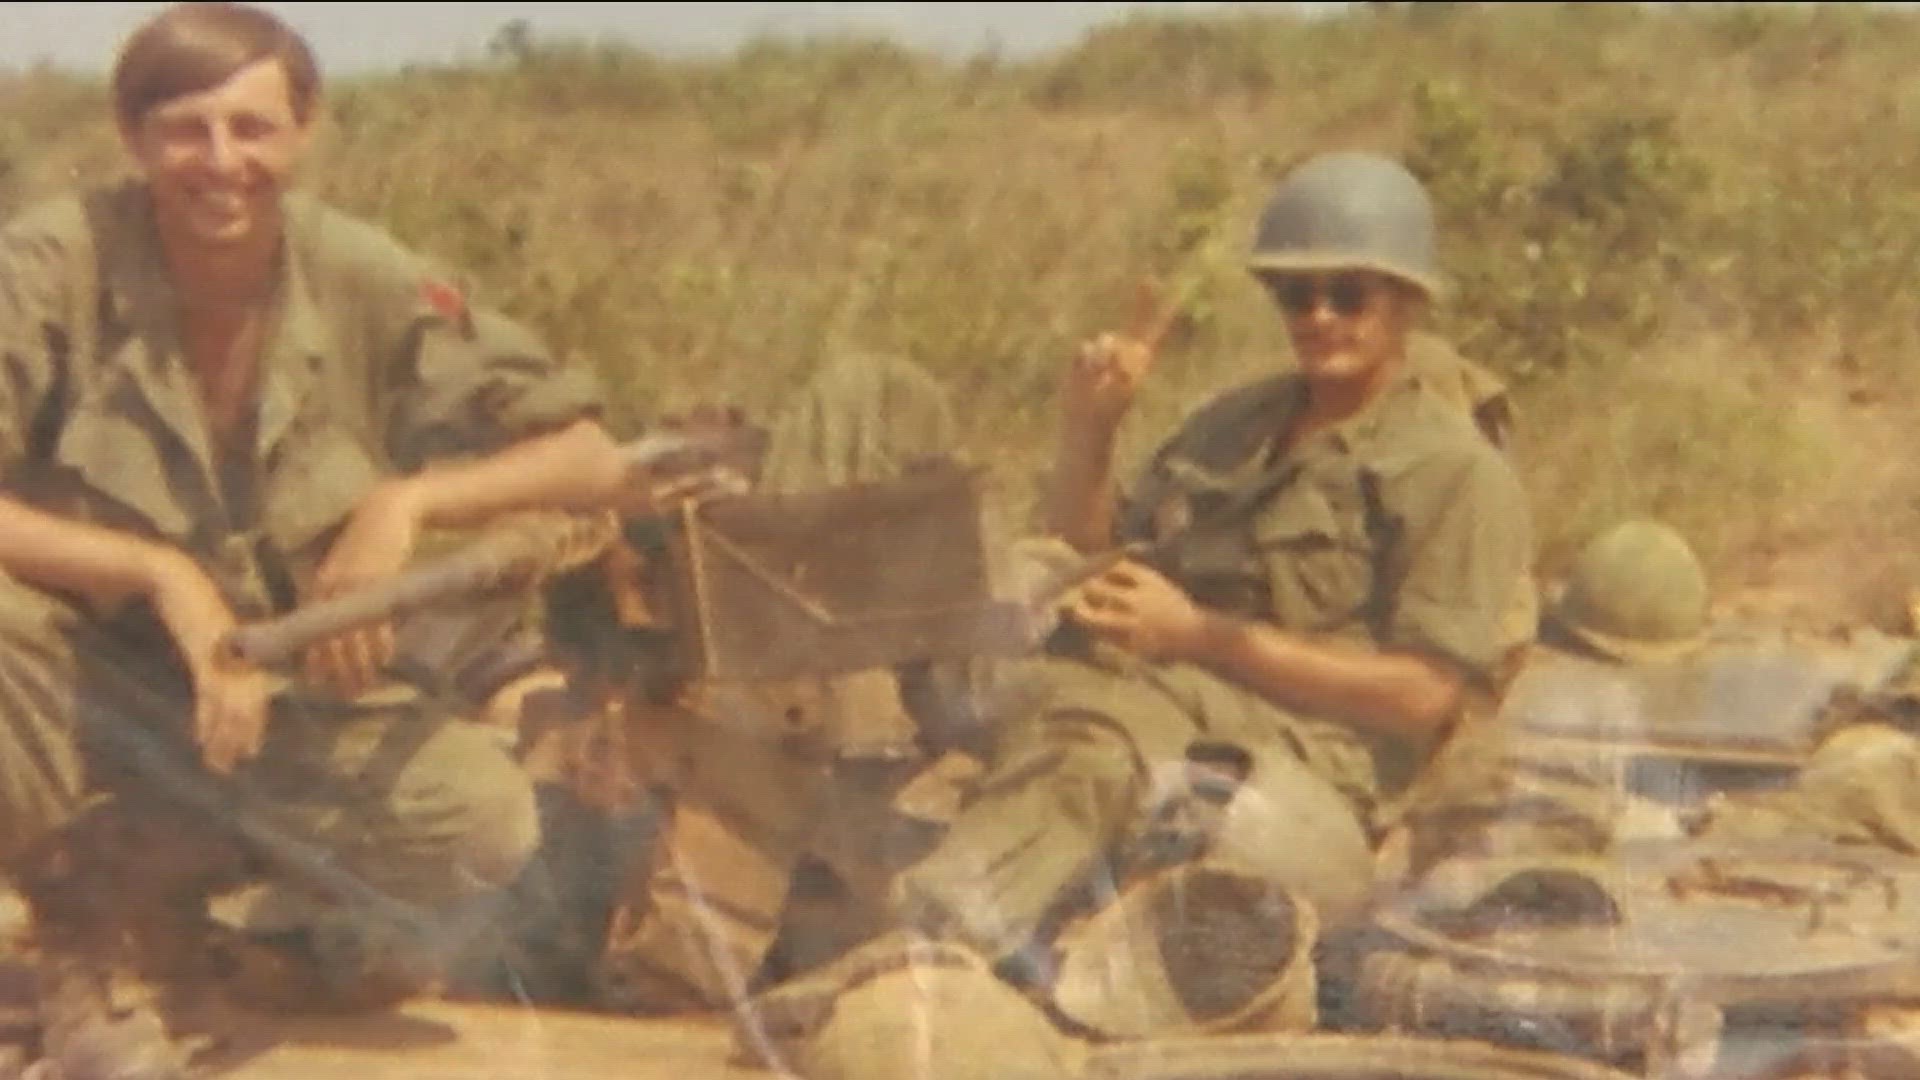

{"left": 111, "top": 2, "right": 321, "bottom": 127}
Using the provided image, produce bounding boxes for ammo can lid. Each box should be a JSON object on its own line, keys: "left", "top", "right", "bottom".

{"left": 1368, "top": 837, "right": 1920, "bottom": 1008}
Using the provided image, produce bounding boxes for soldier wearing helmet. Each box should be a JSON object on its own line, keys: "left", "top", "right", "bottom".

{"left": 1392, "top": 516, "right": 1920, "bottom": 879}
{"left": 863, "top": 149, "right": 1538, "bottom": 1023}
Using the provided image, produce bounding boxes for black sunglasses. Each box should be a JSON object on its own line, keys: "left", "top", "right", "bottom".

{"left": 1265, "top": 275, "right": 1379, "bottom": 318}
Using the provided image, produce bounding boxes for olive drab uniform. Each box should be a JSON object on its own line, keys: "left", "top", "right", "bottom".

{"left": 885, "top": 353, "right": 1538, "bottom": 971}
{"left": 0, "top": 180, "right": 604, "bottom": 999}
{"left": 1405, "top": 330, "right": 1519, "bottom": 455}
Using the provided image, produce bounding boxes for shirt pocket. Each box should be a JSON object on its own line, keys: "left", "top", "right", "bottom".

{"left": 1253, "top": 481, "right": 1376, "bottom": 631}
{"left": 50, "top": 371, "right": 198, "bottom": 543}
{"left": 257, "top": 409, "right": 384, "bottom": 574}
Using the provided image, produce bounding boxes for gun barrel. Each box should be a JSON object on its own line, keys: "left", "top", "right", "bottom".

{"left": 223, "top": 539, "right": 542, "bottom": 668}
{"left": 223, "top": 510, "right": 625, "bottom": 670}
{"left": 220, "top": 426, "right": 754, "bottom": 670}
{"left": 619, "top": 426, "right": 760, "bottom": 480}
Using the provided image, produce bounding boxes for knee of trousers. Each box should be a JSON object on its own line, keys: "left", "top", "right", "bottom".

{"left": 1035, "top": 724, "right": 1148, "bottom": 836}
{"left": 0, "top": 575, "right": 91, "bottom": 870}
{"left": 385, "top": 723, "right": 544, "bottom": 895}
{"left": 900, "top": 718, "right": 1144, "bottom": 895}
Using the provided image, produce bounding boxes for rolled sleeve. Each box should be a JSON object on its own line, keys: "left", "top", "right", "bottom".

{"left": 1375, "top": 442, "right": 1535, "bottom": 683}
{"left": 385, "top": 280, "right": 605, "bottom": 470}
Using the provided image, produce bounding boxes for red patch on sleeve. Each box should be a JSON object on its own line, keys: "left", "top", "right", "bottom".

{"left": 420, "top": 279, "right": 468, "bottom": 323}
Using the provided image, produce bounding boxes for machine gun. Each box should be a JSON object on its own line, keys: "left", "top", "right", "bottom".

{"left": 216, "top": 418, "right": 1060, "bottom": 721}
{"left": 219, "top": 419, "right": 770, "bottom": 672}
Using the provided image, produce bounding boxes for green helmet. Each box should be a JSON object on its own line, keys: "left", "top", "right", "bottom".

{"left": 1248, "top": 151, "right": 1442, "bottom": 297}
{"left": 1550, "top": 519, "right": 1709, "bottom": 665}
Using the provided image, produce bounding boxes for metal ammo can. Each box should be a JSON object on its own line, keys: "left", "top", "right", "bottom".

{"left": 1350, "top": 837, "right": 1920, "bottom": 1078}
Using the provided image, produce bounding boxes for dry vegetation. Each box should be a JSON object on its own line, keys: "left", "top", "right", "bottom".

{"left": 5, "top": 1, "right": 1920, "bottom": 628}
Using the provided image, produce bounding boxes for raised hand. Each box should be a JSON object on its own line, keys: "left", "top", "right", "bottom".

{"left": 1063, "top": 278, "right": 1179, "bottom": 436}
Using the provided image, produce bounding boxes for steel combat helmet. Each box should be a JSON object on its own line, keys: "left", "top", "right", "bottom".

{"left": 1248, "top": 151, "right": 1443, "bottom": 297}
{"left": 1550, "top": 518, "right": 1710, "bottom": 665}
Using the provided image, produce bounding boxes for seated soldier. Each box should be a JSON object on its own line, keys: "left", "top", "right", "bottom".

{"left": 480, "top": 335, "right": 1533, "bottom": 1020}
{"left": 866, "top": 150, "right": 1540, "bottom": 992}
{"left": 0, "top": 4, "right": 728, "bottom": 1076}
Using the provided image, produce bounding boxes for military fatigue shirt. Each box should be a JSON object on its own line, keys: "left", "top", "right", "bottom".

{"left": 0, "top": 181, "right": 604, "bottom": 629}
{"left": 1112, "top": 351, "right": 1537, "bottom": 793}
{"left": 1403, "top": 330, "right": 1516, "bottom": 452}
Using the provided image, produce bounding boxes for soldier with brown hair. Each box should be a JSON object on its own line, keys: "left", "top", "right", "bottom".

{"left": 0, "top": 4, "right": 724, "bottom": 1076}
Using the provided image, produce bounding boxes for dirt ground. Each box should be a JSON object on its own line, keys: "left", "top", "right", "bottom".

{"left": 0, "top": 966, "right": 781, "bottom": 1079}
{"left": 174, "top": 999, "right": 761, "bottom": 1080}
{"left": 0, "top": 891, "right": 795, "bottom": 1080}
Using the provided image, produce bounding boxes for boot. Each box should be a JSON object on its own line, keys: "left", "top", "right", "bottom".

{"left": 208, "top": 920, "right": 436, "bottom": 1018}
{"left": 11, "top": 813, "right": 190, "bottom": 1080}
{"left": 120, "top": 829, "right": 258, "bottom": 991}
{"left": 29, "top": 948, "right": 183, "bottom": 1080}
{"left": 191, "top": 883, "right": 450, "bottom": 1018}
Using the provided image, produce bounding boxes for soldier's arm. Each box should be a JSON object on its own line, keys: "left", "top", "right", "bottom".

{"left": 1084, "top": 440, "right": 1533, "bottom": 744}
{"left": 0, "top": 218, "right": 181, "bottom": 615}
{"left": 0, "top": 497, "right": 190, "bottom": 610}
{"left": 1071, "top": 555, "right": 1471, "bottom": 741}
{"left": 368, "top": 415, "right": 649, "bottom": 534}
{"left": 0, "top": 499, "right": 185, "bottom": 614}
{"left": 1217, "top": 439, "right": 1535, "bottom": 742}
{"left": 1195, "top": 449, "right": 1534, "bottom": 743}
{"left": 1048, "top": 416, "right": 1125, "bottom": 555}
{"left": 1189, "top": 614, "right": 1469, "bottom": 742}
{"left": 1049, "top": 319, "right": 1166, "bottom": 554}
{"left": 369, "top": 283, "right": 746, "bottom": 533}
{"left": 1076, "top": 560, "right": 1468, "bottom": 741}
{"left": 0, "top": 490, "right": 272, "bottom": 771}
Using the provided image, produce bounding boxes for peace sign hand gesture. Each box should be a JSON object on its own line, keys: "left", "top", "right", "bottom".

{"left": 1063, "top": 279, "right": 1178, "bottom": 437}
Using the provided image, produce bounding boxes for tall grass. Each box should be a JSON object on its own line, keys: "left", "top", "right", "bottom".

{"left": 6, "top": 2, "right": 1920, "bottom": 624}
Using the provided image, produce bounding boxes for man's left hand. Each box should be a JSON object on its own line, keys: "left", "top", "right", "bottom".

{"left": 302, "top": 480, "right": 425, "bottom": 697}
{"left": 1067, "top": 559, "right": 1208, "bottom": 664}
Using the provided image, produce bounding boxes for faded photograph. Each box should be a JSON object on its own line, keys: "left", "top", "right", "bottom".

{"left": 4, "top": 2, "right": 1920, "bottom": 1079}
